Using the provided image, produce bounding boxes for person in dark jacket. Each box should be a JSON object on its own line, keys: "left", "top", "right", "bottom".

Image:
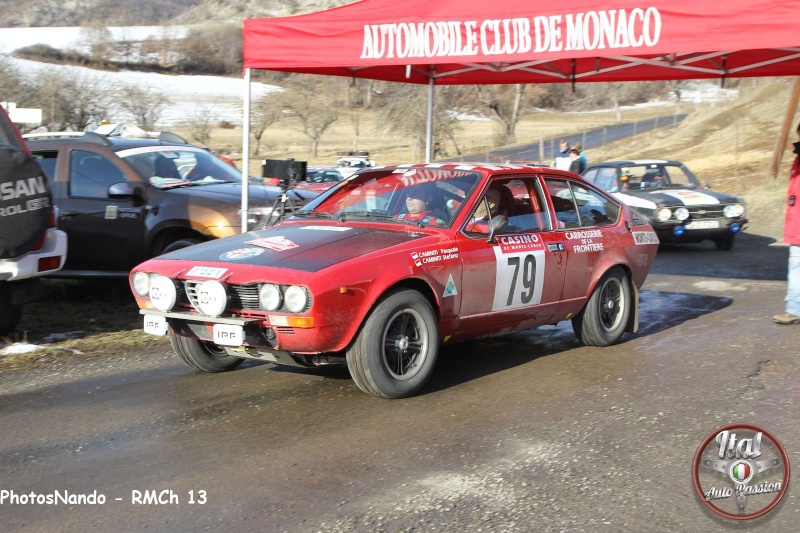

{"left": 568, "top": 148, "right": 585, "bottom": 175}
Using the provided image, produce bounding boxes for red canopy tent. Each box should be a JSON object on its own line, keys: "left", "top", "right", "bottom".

{"left": 238, "top": 0, "right": 800, "bottom": 226}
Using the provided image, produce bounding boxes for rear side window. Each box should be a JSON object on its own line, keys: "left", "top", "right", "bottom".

{"left": 544, "top": 178, "right": 620, "bottom": 229}
{"left": 31, "top": 151, "right": 58, "bottom": 187}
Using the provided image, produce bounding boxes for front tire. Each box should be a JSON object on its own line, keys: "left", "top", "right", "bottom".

{"left": 346, "top": 290, "right": 439, "bottom": 398}
{"left": 572, "top": 267, "right": 631, "bottom": 347}
{"left": 169, "top": 332, "right": 244, "bottom": 372}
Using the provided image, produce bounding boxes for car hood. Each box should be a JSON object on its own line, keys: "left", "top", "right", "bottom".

{"left": 613, "top": 188, "right": 740, "bottom": 210}
{"left": 165, "top": 183, "right": 318, "bottom": 205}
{"left": 158, "top": 224, "right": 426, "bottom": 272}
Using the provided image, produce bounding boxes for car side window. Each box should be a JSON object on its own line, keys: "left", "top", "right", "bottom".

{"left": 544, "top": 178, "right": 580, "bottom": 229}
{"left": 571, "top": 183, "right": 620, "bottom": 227}
{"left": 464, "top": 177, "right": 552, "bottom": 236}
{"left": 31, "top": 151, "right": 58, "bottom": 187}
{"left": 69, "top": 150, "right": 125, "bottom": 198}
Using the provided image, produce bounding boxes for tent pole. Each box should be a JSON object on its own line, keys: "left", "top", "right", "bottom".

{"left": 770, "top": 76, "right": 800, "bottom": 179}
{"left": 425, "top": 75, "right": 434, "bottom": 163}
{"left": 241, "top": 67, "right": 251, "bottom": 232}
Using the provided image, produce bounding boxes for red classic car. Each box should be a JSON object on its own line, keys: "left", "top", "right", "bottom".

{"left": 130, "top": 164, "right": 659, "bottom": 398}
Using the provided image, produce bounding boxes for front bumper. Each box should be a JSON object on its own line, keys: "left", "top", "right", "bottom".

{"left": 651, "top": 217, "right": 747, "bottom": 243}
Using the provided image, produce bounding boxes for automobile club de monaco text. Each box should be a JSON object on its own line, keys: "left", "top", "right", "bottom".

{"left": 361, "top": 7, "right": 661, "bottom": 59}
{"left": 704, "top": 430, "right": 782, "bottom": 502}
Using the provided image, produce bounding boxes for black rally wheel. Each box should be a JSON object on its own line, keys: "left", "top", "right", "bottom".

{"left": 169, "top": 332, "right": 244, "bottom": 372}
{"left": 572, "top": 267, "right": 631, "bottom": 347}
{"left": 346, "top": 289, "right": 439, "bottom": 399}
{"left": 0, "top": 145, "right": 53, "bottom": 259}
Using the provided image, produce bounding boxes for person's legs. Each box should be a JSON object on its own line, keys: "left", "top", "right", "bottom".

{"left": 774, "top": 245, "right": 800, "bottom": 324}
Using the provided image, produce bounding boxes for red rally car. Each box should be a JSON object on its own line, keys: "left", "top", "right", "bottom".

{"left": 130, "top": 164, "right": 659, "bottom": 398}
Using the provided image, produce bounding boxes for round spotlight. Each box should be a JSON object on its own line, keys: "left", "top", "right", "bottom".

{"left": 656, "top": 208, "right": 672, "bottom": 222}
{"left": 673, "top": 225, "right": 686, "bottom": 237}
{"left": 724, "top": 204, "right": 745, "bottom": 218}
{"left": 149, "top": 275, "right": 177, "bottom": 312}
{"left": 132, "top": 271, "right": 151, "bottom": 297}
{"left": 284, "top": 286, "right": 308, "bottom": 313}
{"left": 674, "top": 207, "right": 690, "bottom": 221}
{"left": 259, "top": 284, "right": 282, "bottom": 311}
{"left": 731, "top": 223, "right": 741, "bottom": 233}
{"left": 195, "top": 280, "right": 228, "bottom": 317}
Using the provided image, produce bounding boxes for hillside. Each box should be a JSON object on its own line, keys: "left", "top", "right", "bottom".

{"left": 0, "top": 0, "right": 350, "bottom": 28}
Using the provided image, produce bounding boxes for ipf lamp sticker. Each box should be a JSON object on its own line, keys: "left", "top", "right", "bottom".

{"left": 692, "top": 423, "right": 790, "bottom": 520}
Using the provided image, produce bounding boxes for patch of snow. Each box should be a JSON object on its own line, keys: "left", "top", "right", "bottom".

{"left": 0, "top": 342, "right": 40, "bottom": 355}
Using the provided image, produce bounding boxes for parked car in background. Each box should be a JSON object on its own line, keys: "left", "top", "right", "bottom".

{"left": 0, "top": 106, "right": 67, "bottom": 333}
{"left": 294, "top": 166, "right": 347, "bottom": 193}
{"left": 130, "top": 163, "right": 659, "bottom": 398}
{"left": 25, "top": 131, "right": 318, "bottom": 278}
{"left": 582, "top": 159, "right": 747, "bottom": 250}
{"left": 334, "top": 150, "right": 375, "bottom": 178}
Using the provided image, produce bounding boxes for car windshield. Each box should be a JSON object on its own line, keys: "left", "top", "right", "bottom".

{"left": 119, "top": 148, "right": 242, "bottom": 188}
{"left": 591, "top": 163, "right": 701, "bottom": 192}
{"left": 307, "top": 169, "right": 344, "bottom": 183}
{"left": 296, "top": 167, "right": 481, "bottom": 228}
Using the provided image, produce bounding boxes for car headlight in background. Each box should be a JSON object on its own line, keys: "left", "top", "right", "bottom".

{"left": 238, "top": 206, "right": 275, "bottom": 230}
{"left": 284, "top": 285, "right": 308, "bottom": 313}
{"left": 259, "top": 283, "right": 282, "bottom": 311}
{"left": 194, "top": 280, "right": 228, "bottom": 317}
{"left": 656, "top": 207, "right": 672, "bottom": 222}
{"left": 149, "top": 275, "right": 177, "bottom": 312}
{"left": 132, "top": 271, "right": 151, "bottom": 297}
{"left": 674, "top": 207, "right": 690, "bottom": 221}
{"left": 724, "top": 204, "right": 745, "bottom": 218}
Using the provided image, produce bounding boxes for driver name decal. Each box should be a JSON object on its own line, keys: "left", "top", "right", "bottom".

{"left": 410, "top": 246, "right": 460, "bottom": 267}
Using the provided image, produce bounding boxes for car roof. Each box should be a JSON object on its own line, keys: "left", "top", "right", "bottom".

{"left": 367, "top": 162, "right": 577, "bottom": 178}
{"left": 586, "top": 159, "right": 682, "bottom": 167}
{"left": 24, "top": 131, "right": 193, "bottom": 152}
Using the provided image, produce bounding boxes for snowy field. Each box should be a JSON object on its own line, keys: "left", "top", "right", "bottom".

{"left": 0, "top": 26, "right": 281, "bottom": 127}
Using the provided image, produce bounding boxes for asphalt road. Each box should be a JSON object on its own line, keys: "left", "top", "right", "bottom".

{"left": 1, "top": 225, "right": 798, "bottom": 532}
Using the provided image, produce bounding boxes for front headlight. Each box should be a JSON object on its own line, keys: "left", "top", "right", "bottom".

{"left": 724, "top": 204, "right": 745, "bottom": 218}
{"left": 284, "top": 285, "right": 308, "bottom": 313}
{"left": 674, "top": 207, "right": 690, "bottom": 221}
{"left": 149, "top": 275, "right": 177, "bottom": 312}
{"left": 259, "top": 284, "right": 282, "bottom": 311}
{"left": 132, "top": 271, "right": 150, "bottom": 297}
{"left": 656, "top": 207, "right": 672, "bottom": 222}
{"left": 238, "top": 206, "right": 275, "bottom": 230}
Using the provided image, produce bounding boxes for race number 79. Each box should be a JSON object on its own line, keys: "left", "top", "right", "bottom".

{"left": 492, "top": 249, "right": 545, "bottom": 311}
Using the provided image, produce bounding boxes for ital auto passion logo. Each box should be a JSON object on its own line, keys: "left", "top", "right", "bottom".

{"left": 692, "top": 423, "right": 790, "bottom": 520}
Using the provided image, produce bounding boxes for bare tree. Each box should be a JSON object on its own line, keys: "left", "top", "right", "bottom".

{"left": 30, "top": 69, "right": 112, "bottom": 131}
{"left": 276, "top": 76, "right": 340, "bottom": 157}
{"left": 251, "top": 93, "right": 284, "bottom": 155}
{"left": 78, "top": 23, "right": 114, "bottom": 64}
{"left": 180, "top": 106, "right": 218, "bottom": 149}
{"left": 115, "top": 83, "right": 172, "bottom": 131}
{"left": 474, "top": 84, "right": 526, "bottom": 146}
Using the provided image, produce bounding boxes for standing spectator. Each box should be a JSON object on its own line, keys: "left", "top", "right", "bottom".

{"left": 568, "top": 148, "right": 585, "bottom": 175}
{"left": 554, "top": 139, "right": 571, "bottom": 171}
{"left": 773, "top": 121, "right": 800, "bottom": 325}
{"left": 572, "top": 141, "right": 588, "bottom": 169}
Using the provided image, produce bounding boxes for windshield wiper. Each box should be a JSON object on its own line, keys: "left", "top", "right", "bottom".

{"left": 337, "top": 210, "right": 395, "bottom": 222}
{"left": 293, "top": 210, "right": 334, "bottom": 219}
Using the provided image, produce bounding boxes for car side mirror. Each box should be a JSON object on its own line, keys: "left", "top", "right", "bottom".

{"left": 108, "top": 182, "right": 144, "bottom": 201}
{"left": 487, "top": 215, "right": 509, "bottom": 243}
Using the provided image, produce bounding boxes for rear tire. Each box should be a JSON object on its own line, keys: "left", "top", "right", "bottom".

{"left": 572, "top": 267, "right": 631, "bottom": 347}
{"left": 346, "top": 290, "right": 438, "bottom": 398}
{"left": 169, "top": 332, "right": 244, "bottom": 372}
{"left": 714, "top": 237, "right": 735, "bottom": 251}
{"left": 0, "top": 283, "right": 22, "bottom": 334}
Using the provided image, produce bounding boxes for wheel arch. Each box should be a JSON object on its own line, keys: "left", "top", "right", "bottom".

{"left": 148, "top": 226, "right": 208, "bottom": 257}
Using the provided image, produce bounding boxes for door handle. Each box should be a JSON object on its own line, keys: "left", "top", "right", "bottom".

{"left": 548, "top": 243, "right": 565, "bottom": 252}
{"left": 60, "top": 211, "right": 79, "bottom": 219}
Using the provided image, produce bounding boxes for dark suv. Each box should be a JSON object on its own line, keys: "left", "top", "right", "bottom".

{"left": 1, "top": 106, "right": 67, "bottom": 333}
{"left": 26, "top": 132, "right": 318, "bottom": 277}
